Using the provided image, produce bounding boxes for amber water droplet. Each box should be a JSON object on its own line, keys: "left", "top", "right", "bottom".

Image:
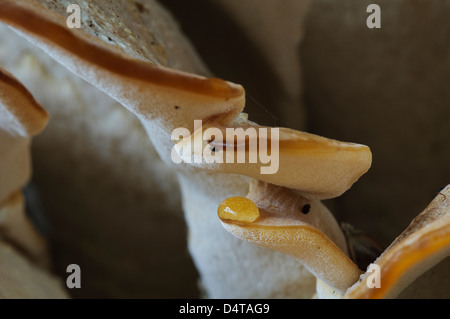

{"left": 218, "top": 197, "right": 259, "bottom": 222}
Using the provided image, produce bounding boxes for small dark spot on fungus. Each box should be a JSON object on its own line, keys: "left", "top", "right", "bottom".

{"left": 174, "top": 105, "right": 180, "bottom": 110}
{"left": 437, "top": 187, "right": 447, "bottom": 202}
{"left": 135, "top": 2, "right": 145, "bottom": 13}
{"left": 211, "top": 147, "right": 216, "bottom": 153}
{"left": 301, "top": 204, "right": 311, "bottom": 215}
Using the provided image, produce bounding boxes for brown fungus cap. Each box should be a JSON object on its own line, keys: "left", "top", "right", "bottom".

{"left": 0, "top": 68, "right": 48, "bottom": 137}
{"left": 177, "top": 120, "right": 371, "bottom": 200}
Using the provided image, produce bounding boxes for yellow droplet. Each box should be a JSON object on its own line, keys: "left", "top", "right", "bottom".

{"left": 218, "top": 196, "right": 259, "bottom": 222}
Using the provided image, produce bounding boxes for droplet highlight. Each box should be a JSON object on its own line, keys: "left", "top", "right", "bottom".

{"left": 218, "top": 196, "right": 259, "bottom": 222}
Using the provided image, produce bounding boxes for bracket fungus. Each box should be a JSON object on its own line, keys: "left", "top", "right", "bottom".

{"left": 0, "top": 0, "right": 449, "bottom": 299}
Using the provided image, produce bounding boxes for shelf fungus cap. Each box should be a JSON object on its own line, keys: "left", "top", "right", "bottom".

{"left": 218, "top": 181, "right": 362, "bottom": 293}
{"left": 176, "top": 118, "right": 371, "bottom": 200}
{"left": 0, "top": 0, "right": 245, "bottom": 136}
{"left": 345, "top": 185, "right": 450, "bottom": 299}
{"left": 0, "top": 68, "right": 48, "bottom": 138}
